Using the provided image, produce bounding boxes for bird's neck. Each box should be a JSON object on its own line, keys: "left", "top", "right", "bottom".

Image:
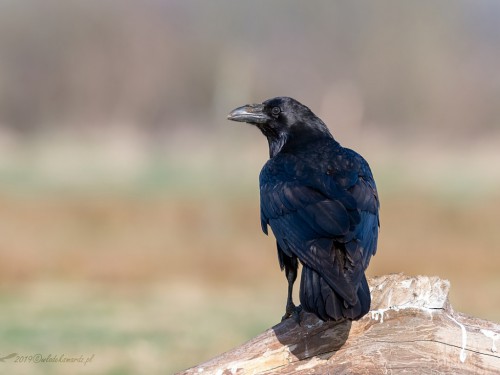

{"left": 267, "top": 133, "right": 288, "bottom": 158}
{"left": 267, "top": 127, "right": 334, "bottom": 159}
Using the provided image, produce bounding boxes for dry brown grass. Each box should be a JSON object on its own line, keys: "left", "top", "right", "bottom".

{"left": 0, "top": 191, "right": 498, "bottom": 319}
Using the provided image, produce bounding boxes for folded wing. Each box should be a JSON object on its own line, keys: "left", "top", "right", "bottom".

{"left": 260, "top": 166, "right": 379, "bottom": 307}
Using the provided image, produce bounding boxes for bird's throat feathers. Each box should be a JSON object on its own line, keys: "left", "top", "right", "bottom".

{"left": 267, "top": 132, "right": 288, "bottom": 158}
{"left": 265, "top": 120, "right": 333, "bottom": 159}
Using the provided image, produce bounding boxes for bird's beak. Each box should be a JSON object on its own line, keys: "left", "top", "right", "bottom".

{"left": 227, "top": 104, "right": 269, "bottom": 124}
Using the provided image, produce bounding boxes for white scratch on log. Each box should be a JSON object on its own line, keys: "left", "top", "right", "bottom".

{"left": 481, "top": 329, "right": 499, "bottom": 353}
{"left": 370, "top": 304, "right": 436, "bottom": 324}
{"left": 447, "top": 314, "right": 468, "bottom": 363}
{"left": 370, "top": 308, "right": 389, "bottom": 323}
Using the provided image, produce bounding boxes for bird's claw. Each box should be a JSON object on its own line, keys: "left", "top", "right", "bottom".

{"left": 282, "top": 304, "right": 303, "bottom": 325}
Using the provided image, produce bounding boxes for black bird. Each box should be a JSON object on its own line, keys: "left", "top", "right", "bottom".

{"left": 228, "top": 97, "right": 380, "bottom": 322}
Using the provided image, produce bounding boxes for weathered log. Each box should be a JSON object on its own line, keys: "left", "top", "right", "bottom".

{"left": 178, "top": 274, "right": 500, "bottom": 374}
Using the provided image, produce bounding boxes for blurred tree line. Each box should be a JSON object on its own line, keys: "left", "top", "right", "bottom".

{"left": 0, "top": 0, "right": 499, "bottom": 142}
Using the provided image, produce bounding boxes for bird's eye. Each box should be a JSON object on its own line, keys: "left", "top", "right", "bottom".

{"left": 271, "top": 107, "right": 281, "bottom": 116}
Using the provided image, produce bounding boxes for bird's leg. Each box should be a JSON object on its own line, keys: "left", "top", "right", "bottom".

{"left": 281, "top": 256, "right": 300, "bottom": 323}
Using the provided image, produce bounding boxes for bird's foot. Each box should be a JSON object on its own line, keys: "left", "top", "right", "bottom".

{"left": 281, "top": 304, "right": 303, "bottom": 325}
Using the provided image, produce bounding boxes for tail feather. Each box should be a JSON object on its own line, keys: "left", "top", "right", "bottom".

{"left": 300, "top": 265, "right": 371, "bottom": 321}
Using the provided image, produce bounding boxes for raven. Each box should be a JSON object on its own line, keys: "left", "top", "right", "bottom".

{"left": 228, "top": 97, "right": 379, "bottom": 322}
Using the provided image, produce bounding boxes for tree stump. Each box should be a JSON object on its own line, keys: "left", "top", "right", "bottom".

{"left": 178, "top": 274, "right": 500, "bottom": 374}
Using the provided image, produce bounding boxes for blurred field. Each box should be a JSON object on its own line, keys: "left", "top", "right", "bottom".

{"left": 0, "top": 180, "right": 499, "bottom": 374}
{"left": 1, "top": 1, "right": 499, "bottom": 374}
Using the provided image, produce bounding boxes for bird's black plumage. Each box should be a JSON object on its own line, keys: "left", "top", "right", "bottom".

{"left": 228, "top": 97, "right": 380, "bottom": 321}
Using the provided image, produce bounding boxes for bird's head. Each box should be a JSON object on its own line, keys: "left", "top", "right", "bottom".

{"left": 228, "top": 97, "right": 332, "bottom": 158}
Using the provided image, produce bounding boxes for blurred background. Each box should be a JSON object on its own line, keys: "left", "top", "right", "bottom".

{"left": 0, "top": 1, "right": 499, "bottom": 374}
